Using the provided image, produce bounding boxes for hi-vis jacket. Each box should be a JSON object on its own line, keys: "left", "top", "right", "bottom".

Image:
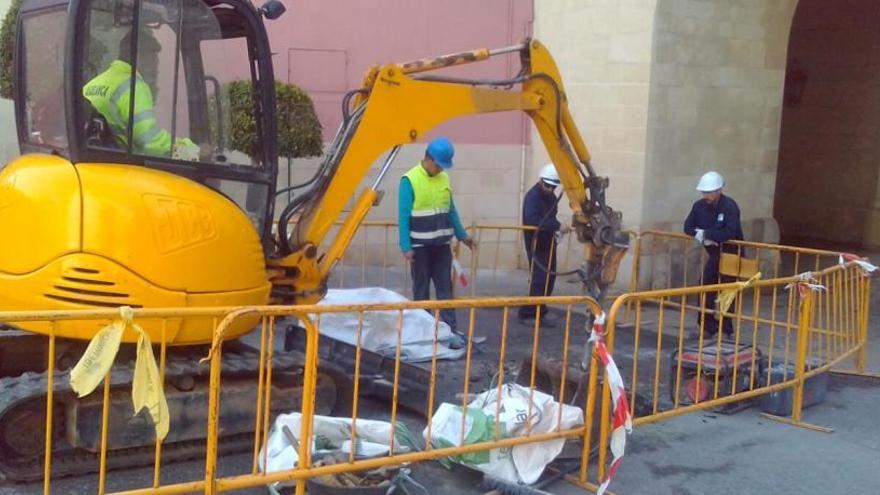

{"left": 83, "top": 60, "right": 194, "bottom": 156}
{"left": 398, "top": 162, "right": 467, "bottom": 251}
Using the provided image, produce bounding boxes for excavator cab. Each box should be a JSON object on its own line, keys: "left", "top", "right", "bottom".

{"left": 3, "top": 0, "right": 289, "bottom": 343}
{"left": 18, "top": 0, "right": 281, "bottom": 238}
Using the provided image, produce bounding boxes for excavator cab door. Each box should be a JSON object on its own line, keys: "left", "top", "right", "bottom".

{"left": 15, "top": 0, "right": 281, "bottom": 245}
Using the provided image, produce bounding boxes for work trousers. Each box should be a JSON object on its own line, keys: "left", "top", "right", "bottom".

{"left": 519, "top": 231, "right": 557, "bottom": 320}
{"left": 411, "top": 244, "right": 457, "bottom": 331}
{"left": 699, "top": 246, "right": 734, "bottom": 336}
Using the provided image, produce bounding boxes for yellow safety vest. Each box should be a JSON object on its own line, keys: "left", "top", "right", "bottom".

{"left": 83, "top": 60, "right": 194, "bottom": 156}
{"left": 404, "top": 162, "right": 453, "bottom": 246}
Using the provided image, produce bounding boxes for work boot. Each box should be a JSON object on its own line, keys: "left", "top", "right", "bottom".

{"left": 446, "top": 331, "right": 467, "bottom": 350}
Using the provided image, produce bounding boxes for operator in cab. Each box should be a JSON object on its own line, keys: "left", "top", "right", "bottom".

{"left": 83, "top": 29, "right": 202, "bottom": 160}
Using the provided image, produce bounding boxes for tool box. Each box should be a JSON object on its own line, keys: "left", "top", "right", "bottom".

{"left": 759, "top": 361, "right": 828, "bottom": 416}
{"left": 670, "top": 340, "right": 763, "bottom": 413}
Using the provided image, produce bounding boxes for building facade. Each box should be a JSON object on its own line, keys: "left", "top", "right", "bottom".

{"left": 1, "top": 0, "right": 876, "bottom": 269}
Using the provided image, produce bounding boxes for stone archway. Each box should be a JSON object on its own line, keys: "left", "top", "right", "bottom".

{"left": 774, "top": 0, "right": 880, "bottom": 250}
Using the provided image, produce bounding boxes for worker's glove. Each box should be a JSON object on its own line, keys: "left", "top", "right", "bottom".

{"left": 703, "top": 238, "right": 718, "bottom": 247}
{"left": 172, "top": 141, "right": 200, "bottom": 161}
{"left": 694, "top": 229, "right": 705, "bottom": 245}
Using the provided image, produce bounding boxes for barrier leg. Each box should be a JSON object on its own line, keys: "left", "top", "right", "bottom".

{"left": 295, "top": 318, "right": 320, "bottom": 495}
{"left": 856, "top": 277, "right": 869, "bottom": 373}
{"left": 204, "top": 343, "right": 223, "bottom": 494}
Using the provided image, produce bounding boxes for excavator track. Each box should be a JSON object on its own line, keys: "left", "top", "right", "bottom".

{"left": 0, "top": 345, "right": 341, "bottom": 482}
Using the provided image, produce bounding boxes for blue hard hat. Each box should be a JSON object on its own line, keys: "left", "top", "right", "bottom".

{"left": 426, "top": 137, "right": 454, "bottom": 169}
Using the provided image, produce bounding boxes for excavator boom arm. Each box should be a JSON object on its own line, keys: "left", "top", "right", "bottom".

{"left": 271, "top": 39, "right": 627, "bottom": 303}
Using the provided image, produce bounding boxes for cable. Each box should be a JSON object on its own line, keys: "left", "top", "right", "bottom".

{"left": 276, "top": 102, "right": 368, "bottom": 254}
{"left": 341, "top": 88, "right": 368, "bottom": 122}
{"left": 524, "top": 189, "right": 584, "bottom": 277}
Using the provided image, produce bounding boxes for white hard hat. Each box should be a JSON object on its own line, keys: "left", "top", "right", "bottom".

{"left": 696, "top": 171, "right": 724, "bottom": 192}
{"left": 539, "top": 163, "right": 561, "bottom": 186}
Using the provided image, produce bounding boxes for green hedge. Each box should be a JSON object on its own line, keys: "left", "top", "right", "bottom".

{"left": 0, "top": 0, "right": 20, "bottom": 99}
{"left": 223, "top": 80, "right": 323, "bottom": 159}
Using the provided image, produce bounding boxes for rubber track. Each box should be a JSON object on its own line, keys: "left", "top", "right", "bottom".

{"left": 0, "top": 349, "right": 305, "bottom": 481}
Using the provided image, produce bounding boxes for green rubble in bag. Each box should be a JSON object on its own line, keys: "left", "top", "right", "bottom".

{"left": 435, "top": 406, "right": 508, "bottom": 466}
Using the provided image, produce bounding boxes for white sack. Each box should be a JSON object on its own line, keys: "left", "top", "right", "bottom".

{"left": 259, "top": 412, "right": 406, "bottom": 489}
{"left": 423, "top": 383, "right": 583, "bottom": 485}
{"left": 311, "top": 287, "right": 466, "bottom": 361}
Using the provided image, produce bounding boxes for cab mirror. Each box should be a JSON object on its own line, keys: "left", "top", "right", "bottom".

{"left": 260, "top": 0, "right": 286, "bottom": 20}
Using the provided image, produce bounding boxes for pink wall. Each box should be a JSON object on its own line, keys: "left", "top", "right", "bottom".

{"left": 265, "top": 0, "right": 533, "bottom": 144}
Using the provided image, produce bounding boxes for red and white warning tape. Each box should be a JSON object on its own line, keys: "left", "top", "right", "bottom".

{"left": 785, "top": 272, "right": 826, "bottom": 299}
{"left": 588, "top": 312, "right": 632, "bottom": 495}
{"left": 839, "top": 253, "right": 879, "bottom": 277}
{"left": 452, "top": 258, "right": 469, "bottom": 288}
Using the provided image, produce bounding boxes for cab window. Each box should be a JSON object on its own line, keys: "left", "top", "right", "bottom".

{"left": 19, "top": 6, "right": 68, "bottom": 151}
{"left": 79, "top": 0, "right": 263, "bottom": 168}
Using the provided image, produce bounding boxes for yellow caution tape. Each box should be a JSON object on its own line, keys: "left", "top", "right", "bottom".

{"left": 69, "top": 309, "right": 126, "bottom": 397}
{"left": 715, "top": 272, "right": 762, "bottom": 317}
{"left": 132, "top": 321, "right": 170, "bottom": 440}
{"left": 69, "top": 306, "right": 169, "bottom": 441}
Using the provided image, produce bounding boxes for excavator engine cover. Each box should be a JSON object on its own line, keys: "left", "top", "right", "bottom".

{"left": 0, "top": 156, "right": 271, "bottom": 344}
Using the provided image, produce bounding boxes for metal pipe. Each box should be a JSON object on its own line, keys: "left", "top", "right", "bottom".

{"left": 371, "top": 145, "right": 401, "bottom": 190}
{"left": 98, "top": 372, "right": 112, "bottom": 495}
{"left": 348, "top": 312, "right": 365, "bottom": 464}
{"left": 494, "top": 307, "right": 511, "bottom": 441}
{"left": 250, "top": 318, "right": 269, "bottom": 475}
{"left": 489, "top": 43, "right": 528, "bottom": 56}
{"left": 399, "top": 43, "right": 525, "bottom": 76}
{"left": 42, "top": 325, "right": 56, "bottom": 495}
{"left": 389, "top": 310, "right": 404, "bottom": 453}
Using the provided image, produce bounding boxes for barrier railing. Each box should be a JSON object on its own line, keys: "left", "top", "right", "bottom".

{"left": 202, "top": 296, "right": 605, "bottom": 494}
{"left": 599, "top": 259, "right": 872, "bottom": 482}
{"left": 0, "top": 307, "right": 233, "bottom": 495}
{"left": 3, "top": 231, "right": 874, "bottom": 494}
{"left": 313, "top": 222, "right": 851, "bottom": 300}
{"left": 628, "top": 230, "right": 843, "bottom": 292}
{"left": 4, "top": 296, "right": 612, "bottom": 494}
{"left": 321, "top": 220, "right": 588, "bottom": 298}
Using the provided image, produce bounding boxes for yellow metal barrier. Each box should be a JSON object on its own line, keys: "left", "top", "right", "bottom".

{"left": 3, "top": 297, "right": 616, "bottom": 494}
{"left": 3, "top": 230, "right": 874, "bottom": 494}
{"left": 0, "top": 307, "right": 233, "bottom": 495}
{"left": 313, "top": 223, "right": 854, "bottom": 301}
{"left": 628, "top": 230, "right": 843, "bottom": 292}
{"left": 199, "top": 296, "right": 606, "bottom": 494}
{"left": 598, "top": 259, "right": 872, "bottom": 482}
{"left": 319, "top": 220, "right": 589, "bottom": 298}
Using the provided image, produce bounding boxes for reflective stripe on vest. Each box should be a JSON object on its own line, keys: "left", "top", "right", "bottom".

{"left": 404, "top": 162, "right": 453, "bottom": 247}
{"left": 83, "top": 60, "right": 188, "bottom": 156}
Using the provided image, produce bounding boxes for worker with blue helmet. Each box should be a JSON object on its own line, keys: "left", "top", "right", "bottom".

{"left": 398, "top": 137, "right": 475, "bottom": 347}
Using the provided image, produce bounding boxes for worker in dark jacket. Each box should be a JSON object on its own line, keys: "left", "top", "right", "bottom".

{"left": 684, "top": 171, "right": 744, "bottom": 338}
{"left": 518, "top": 164, "right": 570, "bottom": 326}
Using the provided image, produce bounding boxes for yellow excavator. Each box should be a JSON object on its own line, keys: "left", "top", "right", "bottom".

{"left": 0, "top": 0, "right": 628, "bottom": 480}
